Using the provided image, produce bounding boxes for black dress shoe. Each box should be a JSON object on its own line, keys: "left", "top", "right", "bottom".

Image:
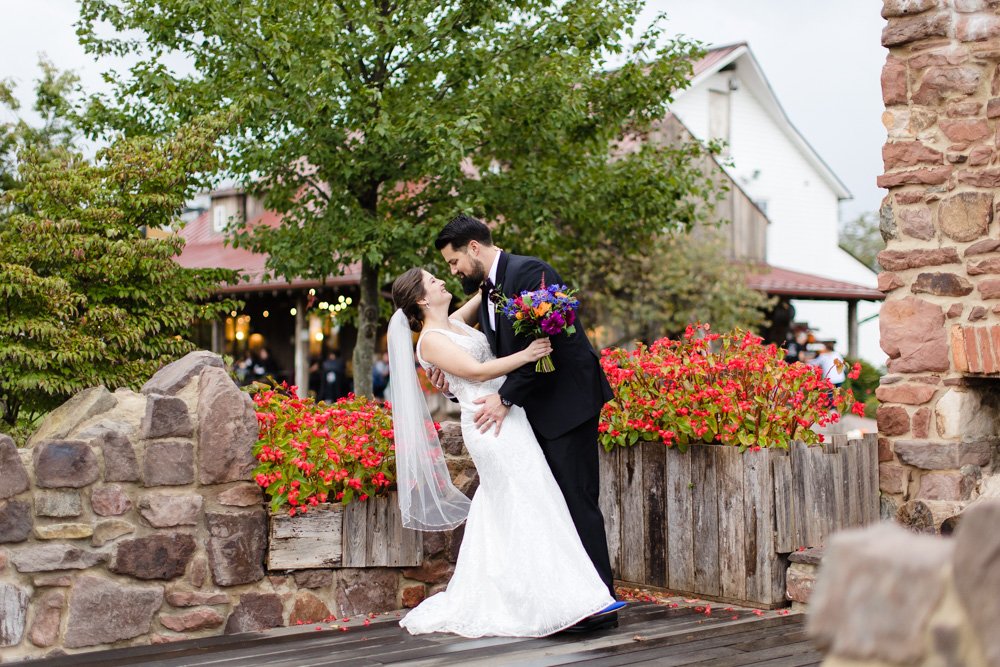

{"left": 560, "top": 611, "right": 619, "bottom": 634}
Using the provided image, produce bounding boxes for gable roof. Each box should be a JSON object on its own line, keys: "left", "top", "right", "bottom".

{"left": 681, "top": 42, "right": 852, "bottom": 201}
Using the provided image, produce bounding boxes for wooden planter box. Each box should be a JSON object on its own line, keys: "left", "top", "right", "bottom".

{"left": 267, "top": 491, "right": 423, "bottom": 570}
{"left": 598, "top": 433, "right": 879, "bottom": 608}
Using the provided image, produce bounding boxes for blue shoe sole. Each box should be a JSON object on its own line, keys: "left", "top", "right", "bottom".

{"left": 593, "top": 601, "right": 627, "bottom": 617}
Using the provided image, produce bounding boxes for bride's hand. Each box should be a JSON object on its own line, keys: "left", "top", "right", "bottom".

{"left": 521, "top": 337, "right": 552, "bottom": 362}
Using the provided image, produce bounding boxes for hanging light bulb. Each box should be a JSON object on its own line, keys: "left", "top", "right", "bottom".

{"left": 290, "top": 307, "right": 298, "bottom": 316}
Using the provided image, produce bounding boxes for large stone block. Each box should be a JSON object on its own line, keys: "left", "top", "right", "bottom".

{"left": 91, "top": 519, "right": 135, "bottom": 547}
{"left": 882, "top": 55, "right": 908, "bottom": 106}
{"left": 197, "top": 367, "right": 258, "bottom": 485}
{"left": 138, "top": 493, "right": 203, "bottom": 528}
{"left": 160, "top": 608, "right": 225, "bottom": 632}
{"left": 882, "top": 0, "right": 939, "bottom": 18}
{"left": 34, "top": 490, "right": 83, "bottom": 518}
{"left": 917, "top": 470, "right": 972, "bottom": 500}
{"left": 898, "top": 207, "right": 936, "bottom": 240}
{"left": 205, "top": 510, "right": 266, "bottom": 586}
{"left": 876, "top": 382, "right": 937, "bottom": 405}
{"left": 141, "top": 394, "right": 193, "bottom": 440}
{"left": 110, "top": 533, "right": 196, "bottom": 580}
{"left": 879, "top": 462, "right": 910, "bottom": 494}
{"left": 953, "top": 500, "right": 1000, "bottom": 667}
{"left": 28, "top": 589, "right": 66, "bottom": 648}
{"left": 883, "top": 141, "right": 943, "bottom": 169}
{"left": 27, "top": 387, "right": 116, "bottom": 448}
{"left": 289, "top": 590, "right": 332, "bottom": 625}
{"left": 292, "top": 570, "right": 334, "bottom": 589}
{"left": 895, "top": 439, "right": 993, "bottom": 470}
{"left": 91, "top": 484, "right": 133, "bottom": 516}
{"left": 64, "top": 575, "right": 163, "bottom": 648}
{"left": 35, "top": 523, "right": 94, "bottom": 540}
{"left": 0, "top": 435, "right": 29, "bottom": 500}
{"left": 141, "top": 350, "right": 225, "bottom": 396}
{"left": 164, "top": 589, "right": 228, "bottom": 607}
{"left": 76, "top": 422, "right": 139, "bottom": 483}
{"left": 0, "top": 499, "right": 33, "bottom": 544}
{"left": 9, "top": 544, "right": 107, "bottom": 572}
{"left": 935, "top": 388, "right": 1000, "bottom": 440}
{"left": 807, "top": 523, "right": 953, "bottom": 664}
{"left": 33, "top": 440, "right": 100, "bottom": 488}
{"left": 879, "top": 297, "right": 949, "bottom": 372}
{"left": 912, "top": 65, "right": 982, "bottom": 105}
{"left": 224, "top": 592, "right": 283, "bottom": 634}
{"left": 0, "top": 583, "right": 29, "bottom": 647}
{"left": 937, "top": 192, "right": 993, "bottom": 242}
{"left": 878, "top": 247, "right": 959, "bottom": 272}
{"left": 142, "top": 440, "right": 195, "bottom": 487}
{"left": 882, "top": 11, "right": 951, "bottom": 47}
{"left": 216, "top": 483, "right": 264, "bottom": 507}
{"left": 333, "top": 569, "right": 400, "bottom": 617}
{"left": 785, "top": 562, "right": 817, "bottom": 605}
{"left": 877, "top": 405, "right": 910, "bottom": 436}
{"left": 911, "top": 272, "right": 974, "bottom": 296}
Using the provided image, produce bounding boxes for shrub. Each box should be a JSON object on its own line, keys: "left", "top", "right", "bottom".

{"left": 598, "top": 324, "right": 864, "bottom": 452}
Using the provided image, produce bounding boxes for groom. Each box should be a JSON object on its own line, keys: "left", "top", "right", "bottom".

{"left": 434, "top": 214, "right": 618, "bottom": 631}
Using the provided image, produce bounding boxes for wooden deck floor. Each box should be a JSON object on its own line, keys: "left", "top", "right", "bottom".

{"left": 27, "top": 602, "right": 822, "bottom": 666}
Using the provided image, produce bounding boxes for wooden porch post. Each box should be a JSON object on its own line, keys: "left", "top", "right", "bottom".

{"left": 847, "top": 300, "right": 859, "bottom": 360}
{"left": 294, "top": 296, "right": 308, "bottom": 398}
{"left": 210, "top": 320, "right": 223, "bottom": 354}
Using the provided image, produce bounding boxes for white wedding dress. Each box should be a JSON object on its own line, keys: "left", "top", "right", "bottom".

{"left": 399, "top": 320, "right": 614, "bottom": 638}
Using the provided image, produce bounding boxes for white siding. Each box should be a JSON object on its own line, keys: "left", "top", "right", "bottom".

{"left": 670, "top": 58, "right": 885, "bottom": 366}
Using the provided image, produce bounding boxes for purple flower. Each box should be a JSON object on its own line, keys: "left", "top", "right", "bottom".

{"left": 540, "top": 312, "right": 566, "bottom": 335}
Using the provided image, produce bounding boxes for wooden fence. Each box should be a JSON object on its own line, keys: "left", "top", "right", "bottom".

{"left": 598, "top": 433, "right": 879, "bottom": 607}
{"left": 268, "top": 491, "right": 423, "bottom": 570}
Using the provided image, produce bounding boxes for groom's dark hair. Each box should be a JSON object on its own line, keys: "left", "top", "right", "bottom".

{"left": 434, "top": 214, "right": 493, "bottom": 251}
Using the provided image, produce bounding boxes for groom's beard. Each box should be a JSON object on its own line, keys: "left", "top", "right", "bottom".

{"left": 459, "top": 260, "right": 487, "bottom": 295}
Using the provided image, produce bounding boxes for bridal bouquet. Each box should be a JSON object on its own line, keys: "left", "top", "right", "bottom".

{"left": 496, "top": 276, "right": 580, "bottom": 372}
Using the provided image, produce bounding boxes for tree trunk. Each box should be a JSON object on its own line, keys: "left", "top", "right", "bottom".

{"left": 896, "top": 500, "right": 967, "bottom": 534}
{"left": 352, "top": 256, "right": 380, "bottom": 398}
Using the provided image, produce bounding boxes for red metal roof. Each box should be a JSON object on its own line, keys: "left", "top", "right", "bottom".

{"left": 175, "top": 209, "right": 360, "bottom": 293}
{"left": 691, "top": 43, "right": 747, "bottom": 79}
{"left": 746, "top": 264, "right": 884, "bottom": 301}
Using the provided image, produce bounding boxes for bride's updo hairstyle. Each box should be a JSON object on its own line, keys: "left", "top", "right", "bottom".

{"left": 392, "top": 268, "right": 427, "bottom": 332}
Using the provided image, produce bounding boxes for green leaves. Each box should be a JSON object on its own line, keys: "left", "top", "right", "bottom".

{"left": 0, "top": 118, "right": 239, "bottom": 426}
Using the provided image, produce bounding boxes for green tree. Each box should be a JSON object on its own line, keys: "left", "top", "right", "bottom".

{"left": 1, "top": 57, "right": 80, "bottom": 212}
{"left": 579, "top": 227, "right": 775, "bottom": 346}
{"left": 839, "top": 211, "right": 883, "bottom": 273}
{"left": 78, "top": 0, "right": 719, "bottom": 395}
{"left": 0, "top": 119, "right": 240, "bottom": 429}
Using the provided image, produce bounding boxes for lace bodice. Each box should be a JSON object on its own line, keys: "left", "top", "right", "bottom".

{"left": 416, "top": 320, "right": 503, "bottom": 407}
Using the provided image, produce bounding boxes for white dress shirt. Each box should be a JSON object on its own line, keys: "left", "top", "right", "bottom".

{"left": 486, "top": 251, "right": 502, "bottom": 331}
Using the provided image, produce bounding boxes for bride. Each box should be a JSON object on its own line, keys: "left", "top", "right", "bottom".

{"left": 388, "top": 267, "right": 617, "bottom": 638}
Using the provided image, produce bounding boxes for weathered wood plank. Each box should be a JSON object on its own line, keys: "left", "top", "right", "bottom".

{"left": 341, "top": 499, "right": 368, "bottom": 567}
{"left": 716, "top": 446, "right": 746, "bottom": 602}
{"left": 267, "top": 504, "right": 343, "bottom": 570}
{"left": 690, "top": 444, "right": 720, "bottom": 597}
{"left": 742, "top": 448, "right": 782, "bottom": 606}
{"left": 666, "top": 446, "right": 694, "bottom": 592}
{"left": 864, "top": 432, "right": 880, "bottom": 524}
{"left": 844, "top": 437, "right": 861, "bottom": 530}
{"left": 643, "top": 443, "right": 668, "bottom": 588}
{"left": 598, "top": 446, "right": 622, "bottom": 576}
{"left": 829, "top": 434, "right": 847, "bottom": 534}
{"left": 771, "top": 449, "right": 797, "bottom": 553}
{"left": 619, "top": 444, "right": 645, "bottom": 583}
{"left": 367, "top": 495, "right": 391, "bottom": 567}
{"left": 789, "top": 441, "right": 812, "bottom": 548}
{"left": 384, "top": 493, "right": 422, "bottom": 567}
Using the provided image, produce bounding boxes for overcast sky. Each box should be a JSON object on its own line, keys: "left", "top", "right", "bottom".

{"left": 2, "top": 0, "right": 887, "bottom": 221}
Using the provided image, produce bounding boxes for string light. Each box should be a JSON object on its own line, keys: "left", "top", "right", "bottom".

{"left": 262, "top": 310, "right": 270, "bottom": 318}
{"left": 290, "top": 307, "right": 297, "bottom": 316}
{"left": 314, "top": 332, "right": 324, "bottom": 342}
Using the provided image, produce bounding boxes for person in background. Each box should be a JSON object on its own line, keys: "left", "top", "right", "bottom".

{"left": 372, "top": 352, "right": 390, "bottom": 400}
{"left": 249, "top": 347, "right": 278, "bottom": 384}
{"left": 319, "top": 350, "right": 347, "bottom": 403}
{"left": 810, "top": 342, "right": 846, "bottom": 388}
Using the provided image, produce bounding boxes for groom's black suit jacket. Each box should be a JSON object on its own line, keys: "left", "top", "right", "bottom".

{"left": 480, "top": 252, "right": 613, "bottom": 440}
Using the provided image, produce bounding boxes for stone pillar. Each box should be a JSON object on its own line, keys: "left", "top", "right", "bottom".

{"left": 877, "top": 0, "right": 1000, "bottom": 511}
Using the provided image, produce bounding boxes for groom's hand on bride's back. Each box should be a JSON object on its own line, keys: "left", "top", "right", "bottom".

{"left": 474, "top": 394, "right": 510, "bottom": 436}
{"left": 426, "top": 367, "right": 453, "bottom": 397}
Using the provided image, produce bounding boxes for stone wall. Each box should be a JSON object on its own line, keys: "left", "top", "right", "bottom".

{"left": 806, "top": 500, "right": 999, "bottom": 667}
{"left": 877, "top": 0, "right": 1000, "bottom": 516}
{"left": 0, "top": 352, "right": 464, "bottom": 661}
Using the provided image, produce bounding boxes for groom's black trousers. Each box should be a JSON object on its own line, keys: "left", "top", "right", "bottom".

{"left": 532, "top": 415, "right": 615, "bottom": 598}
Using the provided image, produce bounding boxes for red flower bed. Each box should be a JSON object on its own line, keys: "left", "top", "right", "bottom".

{"left": 250, "top": 383, "right": 406, "bottom": 515}
{"left": 598, "top": 324, "right": 863, "bottom": 452}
